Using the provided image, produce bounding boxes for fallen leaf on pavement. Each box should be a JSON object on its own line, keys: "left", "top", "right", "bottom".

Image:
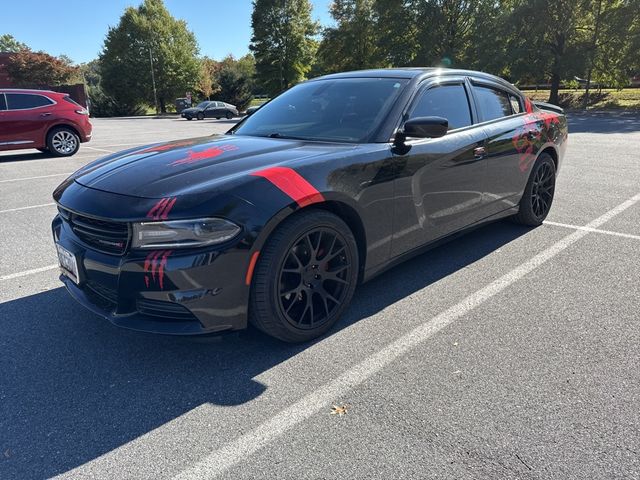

{"left": 330, "top": 404, "right": 349, "bottom": 416}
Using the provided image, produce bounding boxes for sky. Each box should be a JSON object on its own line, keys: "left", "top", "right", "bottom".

{"left": 1, "top": 0, "right": 334, "bottom": 64}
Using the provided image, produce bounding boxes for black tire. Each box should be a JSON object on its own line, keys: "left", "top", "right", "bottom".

{"left": 249, "top": 210, "right": 359, "bottom": 343}
{"left": 186, "top": 116, "right": 193, "bottom": 121}
{"left": 216, "top": 117, "right": 221, "bottom": 120}
{"left": 197, "top": 112, "right": 204, "bottom": 120}
{"left": 46, "top": 127, "right": 80, "bottom": 157}
{"left": 511, "top": 153, "right": 556, "bottom": 226}
{"left": 226, "top": 111, "right": 233, "bottom": 119}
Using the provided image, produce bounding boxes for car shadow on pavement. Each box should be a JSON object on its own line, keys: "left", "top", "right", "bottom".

{"left": 0, "top": 220, "right": 532, "bottom": 479}
{"left": 568, "top": 111, "right": 640, "bottom": 134}
{"left": 0, "top": 151, "right": 53, "bottom": 163}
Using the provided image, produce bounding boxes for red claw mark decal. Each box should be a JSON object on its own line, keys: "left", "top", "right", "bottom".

{"left": 146, "top": 197, "right": 177, "bottom": 220}
{"left": 143, "top": 250, "right": 173, "bottom": 290}
{"left": 250, "top": 166, "right": 324, "bottom": 208}
{"left": 138, "top": 140, "right": 197, "bottom": 154}
{"left": 170, "top": 144, "right": 238, "bottom": 166}
{"left": 513, "top": 107, "right": 560, "bottom": 172}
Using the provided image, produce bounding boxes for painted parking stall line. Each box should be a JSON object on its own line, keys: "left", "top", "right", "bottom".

{"left": 545, "top": 220, "right": 640, "bottom": 241}
{"left": 0, "top": 264, "right": 58, "bottom": 281}
{"left": 173, "top": 193, "right": 640, "bottom": 479}
{"left": 0, "top": 173, "right": 71, "bottom": 184}
{"left": 0, "top": 202, "right": 55, "bottom": 214}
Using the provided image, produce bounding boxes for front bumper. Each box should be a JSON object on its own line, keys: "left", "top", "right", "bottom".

{"left": 52, "top": 214, "right": 251, "bottom": 335}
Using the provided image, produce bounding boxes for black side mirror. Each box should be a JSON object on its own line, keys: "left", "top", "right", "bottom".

{"left": 403, "top": 116, "right": 448, "bottom": 139}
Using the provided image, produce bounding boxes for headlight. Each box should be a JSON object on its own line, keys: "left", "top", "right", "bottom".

{"left": 131, "top": 218, "right": 241, "bottom": 249}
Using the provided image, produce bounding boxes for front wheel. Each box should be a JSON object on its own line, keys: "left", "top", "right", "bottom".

{"left": 226, "top": 111, "right": 233, "bottom": 119}
{"left": 511, "top": 153, "right": 556, "bottom": 226}
{"left": 185, "top": 116, "right": 192, "bottom": 121}
{"left": 196, "top": 112, "right": 204, "bottom": 121}
{"left": 47, "top": 127, "right": 80, "bottom": 157}
{"left": 249, "top": 210, "right": 359, "bottom": 343}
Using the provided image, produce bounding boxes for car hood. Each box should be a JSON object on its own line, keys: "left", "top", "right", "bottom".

{"left": 72, "top": 135, "right": 358, "bottom": 199}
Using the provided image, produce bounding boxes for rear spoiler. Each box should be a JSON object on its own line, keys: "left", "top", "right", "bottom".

{"left": 533, "top": 101, "right": 564, "bottom": 115}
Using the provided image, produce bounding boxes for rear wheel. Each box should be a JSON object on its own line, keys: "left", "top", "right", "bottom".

{"left": 511, "top": 153, "right": 556, "bottom": 226}
{"left": 250, "top": 210, "right": 358, "bottom": 343}
{"left": 47, "top": 127, "right": 80, "bottom": 157}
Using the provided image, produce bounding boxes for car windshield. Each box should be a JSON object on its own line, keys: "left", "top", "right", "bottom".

{"left": 196, "top": 101, "right": 210, "bottom": 109}
{"left": 233, "top": 77, "right": 409, "bottom": 143}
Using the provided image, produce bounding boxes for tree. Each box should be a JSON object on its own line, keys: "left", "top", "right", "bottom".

{"left": 250, "top": 0, "right": 319, "bottom": 96}
{"left": 372, "top": 0, "right": 421, "bottom": 67}
{"left": 196, "top": 57, "right": 222, "bottom": 100}
{"left": 99, "top": 0, "right": 200, "bottom": 113}
{"left": 213, "top": 55, "right": 255, "bottom": 110}
{"left": 316, "top": 0, "right": 382, "bottom": 73}
{"left": 5, "top": 50, "right": 78, "bottom": 87}
{"left": 0, "top": 34, "right": 28, "bottom": 53}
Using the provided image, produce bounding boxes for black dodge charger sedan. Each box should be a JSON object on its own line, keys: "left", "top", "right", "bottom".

{"left": 52, "top": 68, "right": 568, "bottom": 342}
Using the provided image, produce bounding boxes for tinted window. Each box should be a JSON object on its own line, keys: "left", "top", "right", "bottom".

{"left": 0, "top": 94, "right": 6, "bottom": 111}
{"left": 410, "top": 84, "right": 472, "bottom": 130}
{"left": 509, "top": 95, "right": 522, "bottom": 114}
{"left": 234, "top": 77, "right": 409, "bottom": 143}
{"left": 63, "top": 95, "right": 81, "bottom": 107}
{"left": 474, "top": 86, "right": 512, "bottom": 121}
{"left": 6, "top": 93, "right": 54, "bottom": 110}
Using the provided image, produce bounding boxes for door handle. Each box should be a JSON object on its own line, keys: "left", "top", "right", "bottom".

{"left": 473, "top": 146, "right": 487, "bottom": 159}
{"left": 40, "top": 112, "right": 52, "bottom": 117}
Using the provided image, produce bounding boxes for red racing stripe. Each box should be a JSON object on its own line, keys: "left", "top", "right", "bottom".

{"left": 250, "top": 167, "right": 324, "bottom": 208}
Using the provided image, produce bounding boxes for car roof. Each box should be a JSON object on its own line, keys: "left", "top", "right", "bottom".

{"left": 313, "top": 67, "right": 518, "bottom": 92}
{"left": 0, "top": 88, "right": 61, "bottom": 95}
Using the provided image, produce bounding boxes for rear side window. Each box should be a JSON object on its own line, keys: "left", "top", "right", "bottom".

{"left": 410, "top": 84, "right": 472, "bottom": 130}
{"left": 474, "top": 86, "right": 512, "bottom": 122}
{"left": 509, "top": 95, "right": 522, "bottom": 114}
{"left": 63, "top": 95, "right": 82, "bottom": 107}
{"left": 0, "top": 94, "right": 6, "bottom": 111}
{"left": 6, "top": 93, "right": 54, "bottom": 110}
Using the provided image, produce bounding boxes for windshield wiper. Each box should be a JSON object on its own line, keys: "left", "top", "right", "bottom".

{"left": 267, "top": 133, "right": 308, "bottom": 141}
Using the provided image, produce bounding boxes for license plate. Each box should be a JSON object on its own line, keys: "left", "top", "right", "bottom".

{"left": 56, "top": 244, "right": 80, "bottom": 284}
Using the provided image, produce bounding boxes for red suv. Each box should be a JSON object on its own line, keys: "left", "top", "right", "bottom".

{"left": 0, "top": 89, "right": 92, "bottom": 157}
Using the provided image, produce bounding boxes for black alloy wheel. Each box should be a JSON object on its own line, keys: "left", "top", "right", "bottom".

{"left": 531, "top": 161, "right": 554, "bottom": 219}
{"left": 512, "top": 153, "right": 556, "bottom": 226}
{"left": 278, "top": 227, "right": 352, "bottom": 330}
{"left": 250, "top": 210, "right": 358, "bottom": 343}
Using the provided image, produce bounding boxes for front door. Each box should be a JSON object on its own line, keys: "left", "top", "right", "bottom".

{"left": 391, "top": 81, "right": 488, "bottom": 257}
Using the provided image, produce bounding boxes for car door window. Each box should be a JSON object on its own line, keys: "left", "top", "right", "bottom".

{"left": 0, "top": 94, "right": 6, "bottom": 111}
{"left": 473, "top": 86, "right": 513, "bottom": 122}
{"left": 6, "top": 93, "right": 54, "bottom": 110}
{"left": 409, "top": 84, "right": 472, "bottom": 130}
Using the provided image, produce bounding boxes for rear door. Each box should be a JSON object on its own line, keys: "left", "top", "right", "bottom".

{"left": 391, "top": 79, "right": 489, "bottom": 257}
{"left": 2, "top": 93, "right": 55, "bottom": 147}
{"left": 470, "top": 81, "right": 529, "bottom": 215}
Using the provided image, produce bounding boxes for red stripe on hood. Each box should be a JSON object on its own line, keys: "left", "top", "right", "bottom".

{"left": 250, "top": 167, "right": 324, "bottom": 208}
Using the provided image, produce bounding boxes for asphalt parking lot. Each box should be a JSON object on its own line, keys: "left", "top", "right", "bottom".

{"left": 1, "top": 112, "right": 639, "bottom": 480}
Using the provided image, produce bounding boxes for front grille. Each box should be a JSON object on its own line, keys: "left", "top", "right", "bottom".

{"left": 59, "top": 207, "right": 129, "bottom": 255}
{"left": 136, "top": 298, "right": 196, "bottom": 321}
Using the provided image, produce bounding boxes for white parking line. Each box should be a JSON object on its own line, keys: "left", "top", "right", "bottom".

{"left": 0, "top": 202, "right": 55, "bottom": 214}
{"left": 174, "top": 192, "right": 640, "bottom": 479}
{"left": 83, "top": 146, "right": 116, "bottom": 153}
{"left": 545, "top": 220, "right": 640, "bottom": 241}
{"left": 0, "top": 173, "right": 70, "bottom": 184}
{"left": 0, "top": 264, "right": 58, "bottom": 281}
